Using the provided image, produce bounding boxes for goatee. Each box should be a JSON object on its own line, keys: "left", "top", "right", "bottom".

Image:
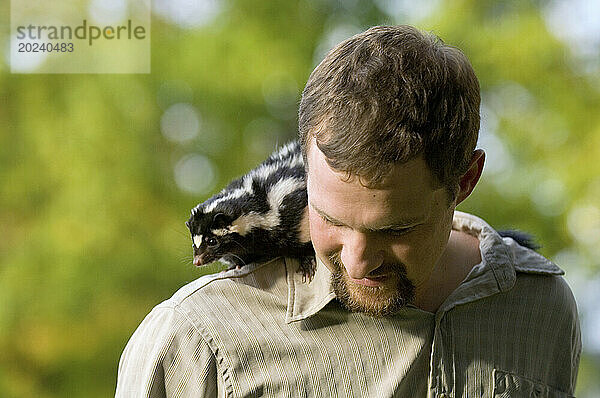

{"left": 329, "top": 252, "right": 415, "bottom": 317}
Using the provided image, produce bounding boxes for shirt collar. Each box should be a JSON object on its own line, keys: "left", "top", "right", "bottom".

{"left": 285, "top": 211, "right": 564, "bottom": 322}
{"left": 285, "top": 256, "right": 335, "bottom": 323}
{"left": 437, "top": 211, "right": 564, "bottom": 316}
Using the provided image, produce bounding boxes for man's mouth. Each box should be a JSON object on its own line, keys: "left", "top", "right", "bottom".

{"left": 348, "top": 274, "right": 391, "bottom": 287}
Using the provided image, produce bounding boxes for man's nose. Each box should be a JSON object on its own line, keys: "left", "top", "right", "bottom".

{"left": 340, "top": 231, "right": 384, "bottom": 279}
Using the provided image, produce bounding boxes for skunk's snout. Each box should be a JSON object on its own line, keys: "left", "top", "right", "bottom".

{"left": 193, "top": 254, "right": 204, "bottom": 267}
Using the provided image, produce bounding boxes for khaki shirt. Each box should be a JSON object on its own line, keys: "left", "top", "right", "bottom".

{"left": 116, "top": 212, "right": 581, "bottom": 397}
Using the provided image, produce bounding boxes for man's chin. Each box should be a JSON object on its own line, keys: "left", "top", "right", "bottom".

{"left": 331, "top": 272, "right": 415, "bottom": 317}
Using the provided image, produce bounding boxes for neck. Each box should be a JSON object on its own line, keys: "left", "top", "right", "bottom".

{"left": 413, "top": 229, "right": 482, "bottom": 313}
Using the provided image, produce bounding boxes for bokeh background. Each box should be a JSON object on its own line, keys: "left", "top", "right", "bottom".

{"left": 1, "top": 0, "right": 599, "bottom": 396}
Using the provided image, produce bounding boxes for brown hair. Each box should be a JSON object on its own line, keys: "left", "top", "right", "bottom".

{"left": 298, "top": 25, "right": 480, "bottom": 196}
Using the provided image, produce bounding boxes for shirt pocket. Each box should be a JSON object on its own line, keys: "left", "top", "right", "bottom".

{"left": 493, "top": 369, "right": 574, "bottom": 398}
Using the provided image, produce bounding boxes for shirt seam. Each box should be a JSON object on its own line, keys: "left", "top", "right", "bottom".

{"left": 170, "top": 302, "right": 235, "bottom": 398}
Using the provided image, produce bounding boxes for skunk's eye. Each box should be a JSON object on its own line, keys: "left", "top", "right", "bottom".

{"left": 206, "top": 237, "right": 219, "bottom": 247}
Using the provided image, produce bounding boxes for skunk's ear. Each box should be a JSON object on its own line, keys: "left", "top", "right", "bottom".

{"left": 212, "top": 213, "right": 230, "bottom": 229}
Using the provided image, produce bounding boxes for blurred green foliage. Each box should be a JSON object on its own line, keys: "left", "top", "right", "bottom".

{"left": 1, "top": 0, "right": 599, "bottom": 396}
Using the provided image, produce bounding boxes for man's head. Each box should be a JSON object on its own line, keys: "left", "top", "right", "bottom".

{"left": 298, "top": 25, "right": 480, "bottom": 198}
{"left": 300, "top": 25, "right": 484, "bottom": 316}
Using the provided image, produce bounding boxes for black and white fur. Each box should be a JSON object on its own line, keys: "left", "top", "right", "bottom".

{"left": 186, "top": 141, "right": 315, "bottom": 279}
{"left": 187, "top": 140, "right": 539, "bottom": 279}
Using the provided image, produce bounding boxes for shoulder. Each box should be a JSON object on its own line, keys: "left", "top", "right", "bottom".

{"left": 155, "top": 257, "right": 291, "bottom": 333}
{"left": 512, "top": 272, "right": 579, "bottom": 329}
{"left": 491, "top": 239, "right": 580, "bottom": 346}
{"left": 117, "top": 299, "right": 218, "bottom": 396}
{"left": 505, "top": 236, "right": 577, "bottom": 315}
{"left": 168, "top": 256, "right": 289, "bottom": 306}
{"left": 453, "top": 211, "right": 579, "bottom": 326}
{"left": 500, "top": 237, "right": 577, "bottom": 322}
{"left": 119, "top": 257, "right": 291, "bottom": 383}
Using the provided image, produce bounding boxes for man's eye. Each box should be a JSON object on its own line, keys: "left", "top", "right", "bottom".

{"left": 387, "top": 227, "right": 415, "bottom": 236}
{"left": 323, "top": 217, "right": 343, "bottom": 227}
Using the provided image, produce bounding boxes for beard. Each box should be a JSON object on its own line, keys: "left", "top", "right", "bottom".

{"left": 328, "top": 252, "right": 415, "bottom": 317}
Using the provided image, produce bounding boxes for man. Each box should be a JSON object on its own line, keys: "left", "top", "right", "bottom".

{"left": 116, "top": 25, "right": 580, "bottom": 397}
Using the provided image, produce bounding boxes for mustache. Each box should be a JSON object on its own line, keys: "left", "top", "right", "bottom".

{"left": 327, "top": 250, "right": 416, "bottom": 316}
{"left": 327, "top": 252, "right": 408, "bottom": 277}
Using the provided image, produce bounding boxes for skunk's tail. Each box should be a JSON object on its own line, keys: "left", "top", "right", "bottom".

{"left": 497, "top": 229, "right": 541, "bottom": 251}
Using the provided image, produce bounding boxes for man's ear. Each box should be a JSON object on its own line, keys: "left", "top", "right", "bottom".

{"left": 455, "top": 149, "right": 485, "bottom": 205}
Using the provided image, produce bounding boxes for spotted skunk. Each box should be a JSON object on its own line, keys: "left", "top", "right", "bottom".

{"left": 186, "top": 141, "right": 315, "bottom": 280}
{"left": 186, "top": 140, "right": 539, "bottom": 280}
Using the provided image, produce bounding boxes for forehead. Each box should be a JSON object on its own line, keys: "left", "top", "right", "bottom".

{"left": 306, "top": 141, "right": 445, "bottom": 223}
{"left": 188, "top": 209, "right": 213, "bottom": 230}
